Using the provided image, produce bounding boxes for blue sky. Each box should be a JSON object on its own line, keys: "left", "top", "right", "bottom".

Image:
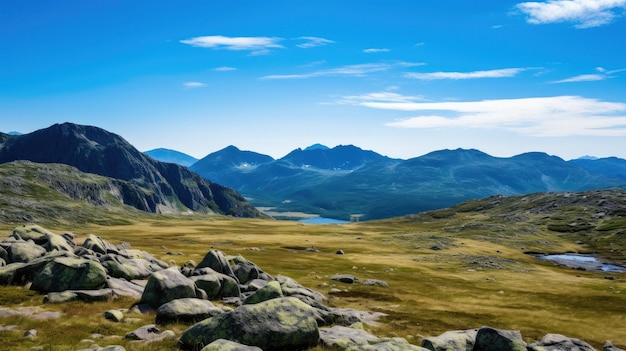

{"left": 2, "top": 0, "right": 625, "bottom": 160}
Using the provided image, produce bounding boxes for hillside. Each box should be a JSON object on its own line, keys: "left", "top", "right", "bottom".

{"left": 144, "top": 148, "right": 198, "bottom": 167}
{"left": 190, "top": 145, "right": 626, "bottom": 220}
{"left": 0, "top": 123, "right": 263, "bottom": 218}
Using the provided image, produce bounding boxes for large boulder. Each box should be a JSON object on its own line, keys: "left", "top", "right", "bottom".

{"left": 319, "top": 325, "right": 381, "bottom": 349}
{"left": 9, "top": 241, "right": 47, "bottom": 263}
{"left": 139, "top": 267, "right": 198, "bottom": 309}
{"left": 201, "top": 339, "right": 263, "bottom": 351}
{"left": 156, "top": 298, "right": 223, "bottom": 324}
{"left": 474, "top": 327, "right": 527, "bottom": 351}
{"left": 243, "top": 280, "right": 283, "bottom": 305}
{"left": 101, "top": 255, "right": 155, "bottom": 280}
{"left": 192, "top": 268, "right": 241, "bottom": 299}
{"left": 528, "top": 334, "right": 595, "bottom": 351}
{"left": 82, "top": 234, "right": 118, "bottom": 255}
{"left": 196, "top": 250, "right": 238, "bottom": 281}
{"left": 179, "top": 297, "right": 322, "bottom": 351}
{"left": 422, "top": 329, "right": 478, "bottom": 351}
{"left": 30, "top": 257, "right": 108, "bottom": 292}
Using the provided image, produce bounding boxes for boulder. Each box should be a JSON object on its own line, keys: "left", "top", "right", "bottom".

{"left": 139, "top": 267, "right": 198, "bottom": 309}
{"left": 528, "top": 333, "right": 595, "bottom": 351}
{"left": 362, "top": 279, "right": 389, "bottom": 287}
{"left": 42, "top": 232, "right": 74, "bottom": 252}
{"left": 125, "top": 324, "right": 162, "bottom": 341}
{"left": 243, "top": 280, "right": 283, "bottom": 304}
{"left": 156, "top": 298, "right": 223, "bottom": 324}
{"left": 474, "top": 327, "right": 527, "bottom": 351}
{"left": 105, "top": 277, "right": 145, "bottom": 299}
{"left": 201, "top": 339, "right": 263, "bottom": 351}
{"left": 191, "top": 273, "right": 222, "bottom": 299}
{"left": 100, "top": 255, "right": 154, "bottom": 280}
{"left": 11, "top": 225, "right": 51, "bottom": 242}
{"left": 82, "top": 234, "right": 117, "bottom": 255}
{"left": 43, "top": 291, "right": 79, "bottom": 304}
{"left": 196, "top": 250, "right": 238, "bottom": 281}
{"left": 44, "top": 289, "right": 113, "bottom": 303}
{"left": 422, "top": 329, "right": 477, "bottom": 351}
{"left": 347, "top": 338, "right": 429, "bottom": 350}
{"left": 0, "top": 251, "right": 69, "bottom": 285}
{"left": 319, "top": 325, "right": 381, "bottom": 349}
{"left": 30, "top": 257, "right": 108, "bottom": 292}
{"left": 604, "top": 341, "right": 625, "bottom": 351}
{"left": 331, "top": 274, "right": 359, "bottom": 284}
{"left": 103, "top": 309, "right": 124, "bottom": 322}
{"left": 179, "top": 297, "right": 322, "bottom": 351}
{"left": 232, "top": 262, "right": 260, "bottom": 285}
{"left": 9, "top": 241, "right": 47, "bottom": 263}
{"left": 191, "top": 268, "right": 241, "bottom": 299}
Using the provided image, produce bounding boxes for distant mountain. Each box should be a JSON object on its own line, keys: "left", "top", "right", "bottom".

{"left": 0, "top": 123, "right": 263, "bottom": 218}
{"left": 144, "top": 148, "right": 198, "bottom": 167}
{"left": 7, "top": 131, "right": 23, "bottom": 136}
{"left": 190, "top": 145, "right": 626, "bottom": 221}
{"left": 304, "top": 143, "right": 330, "bottom": 151}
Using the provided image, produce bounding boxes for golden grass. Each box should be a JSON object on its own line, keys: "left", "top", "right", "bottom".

{"left": 1, "top": 211, "right": 625, "bottom": 350}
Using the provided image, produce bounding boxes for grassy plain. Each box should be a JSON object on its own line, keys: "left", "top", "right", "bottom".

{"left": 1, "top": 192, "right": 626, "bottom": 350}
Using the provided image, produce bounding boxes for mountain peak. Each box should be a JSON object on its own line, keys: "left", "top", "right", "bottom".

{"left": 304, "top": 143, "right": 329, "bottom": 151}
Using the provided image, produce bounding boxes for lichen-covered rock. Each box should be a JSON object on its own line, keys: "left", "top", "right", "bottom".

{"left": 9, "top": 241, "right": 47, "bottom": 263}
{"left": 105, "top": 276, "right": 145, "bottom": 299}
{"left": 196, "top": 250, "right": 237, "bottom": 281}
{"left": 422, "top": 329, "right": 477, "bottom": 351}
{"left": 243, "top": 280, "right": 283, "bottom": 304}
{"left": 232, "top": 261, "right": 260, "bottom": 285}
{"left": 528, "top": 333, "right": 596, "bottom": 351}
{"left": 474, "top": 327, "right": 527, "bottom": 351}
{"left": 201, "top": 339, "right": 263, "bottom": 351}
{"left": 43, "top": 291, "right": 79, "bottom": 304}
{"left": 179, "top": 297, "right": 322, "bottom": 351}
{"left": 347, "top": 338, "right": 429, "bottom": 351}
{"left": 320, "top": 325, "right": 381, "bottom": 349}
{"left": 82, "top": 234, "right": 119, "bottom": 255}
{"left": 191, "top": 272, "right": 222, "bottom": 299}
{"left": 156, "top": 298, "right": 223, "bottom": 324}
{"left": 139, "top": 267, "right": 198, "bottom": 309}
{"left": 100, "top": 255, "right": 154, "bottom": 280}
{"left": 30, "top": 257, "right": 108, "bottom": 292}
{"left": 11, "top": 225, "right": 50, "bottom": 242}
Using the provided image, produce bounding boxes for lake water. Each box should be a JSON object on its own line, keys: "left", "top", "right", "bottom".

{"left": 299, "top": 217, "right": 350, "bottom": 224}
{"left": 538, "top": 254, "right": 626, "bottom": 273}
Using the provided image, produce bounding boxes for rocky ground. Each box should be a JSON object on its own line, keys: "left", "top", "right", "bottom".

{"left": 0, "top": 224, "right": 623, "bottom": 351}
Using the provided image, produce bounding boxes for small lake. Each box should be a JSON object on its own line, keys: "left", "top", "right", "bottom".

{"left": 299, "top": 217, "right": 350, "bottom": 224}
{"left": 536, "top": 253, "right": 626, "bottom": 273}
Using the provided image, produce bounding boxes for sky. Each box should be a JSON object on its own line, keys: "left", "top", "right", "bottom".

{"left": 1, "top": 0, "right": 626, "bottom": 161}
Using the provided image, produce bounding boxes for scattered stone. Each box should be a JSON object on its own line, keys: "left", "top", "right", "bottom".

{"left": 319, "top": 325, "right": 381, "bottom": 349}
{"left": 103, "top": 310, "right": 124, "bottom": 322}
{"left": 362, "top": 279, "right": 389, "bottom": 287}
{"left": 243, "top": 280, "right": 283, "bottom": 304}
{"left": 180, "top": 297, "right": 322, "bottom": 351}
{"left": 24, "top": 329, "right": 37, "bottom": 340}
{"left": 156, "top": 298, "right": 223, "bottom": 324}
{"left": 528, "top": 333, "right": 595, "bottom": 351}
{"left": 200, "top": 339, "right": 263, "bottom": 351}
{"left": 422, "top": 329, "right": 478, "bottom": 351}
{"left": 331, "top": 274, "right": 359, "bottom": 284}
{"left": 336, "top": 250, "right": 345, "bottom": 255}
{"left": 0, "top": 325, "right": 18, "bottom": 331}
{"left": 43, "top": 291, "right": 78, "bottom": 304}
{"left": 125, "top": 324, "right": 162, "bottom": 341}
{"left": 139, "top": 267, "right": 198, "bottom": 309}
{"left": 604, "top": 341, "right": 625, "bottom": 351}
{"left": 474, "top": 327, "right": 527, "bottom": 351}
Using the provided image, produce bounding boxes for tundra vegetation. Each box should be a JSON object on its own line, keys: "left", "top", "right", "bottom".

{"left": 0, "top": 190, "right": 625, "bottom": 350}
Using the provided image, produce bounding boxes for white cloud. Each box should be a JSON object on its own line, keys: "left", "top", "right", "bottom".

{"left": 214, "top": 66, "right": 237, "bottom": 72}
{"left": 406, "top": 68, "right": 526, "bottom": 80}
{"left": 261, "top": 62, "right": 424, "bottom": 80}
{"left": 363, "top": 48, "right": 390, "bottom": 53}
{"left": 183, "top": 82, "right": 207, "bottom": 88}
{"left": 361, "top": 96, "right": 626, "bottom": 137}
{"left": 296, "top": 36, "right": 335, "bottom": 48}
{"left": 551, "top": 67, "right": 625, "bottom": 83}
{"left": 180, "top": 35, "right": 284, "bottom": 52}
{"left": 335, "top": 91, "right": 425, "bottom": 105}
{"left": 516, "top": 0, "right": 626, "bottom": 28}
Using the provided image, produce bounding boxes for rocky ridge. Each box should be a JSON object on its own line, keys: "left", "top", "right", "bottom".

{"left": 0, "top": 224, "right": 623, "bottom": 351}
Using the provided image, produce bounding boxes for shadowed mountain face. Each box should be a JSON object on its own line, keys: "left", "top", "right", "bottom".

{"left": 190, "top": 145, "right": 626, "bottom": 221}
{"left": 144, "top": 148, "right": 198, "bottom": 167}
{"left": 0, "top": 123, "right": 262, "bottom": 218}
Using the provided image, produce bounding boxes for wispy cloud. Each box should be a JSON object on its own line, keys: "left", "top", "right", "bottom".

{"left": 361, "top": 96, "right": 626, "bottom": 137}
{"left": 214, "top": 66, "right": 237, "bottom": 72}
{"left": 183, "top": 82, "right": 207, "bottom": 89}
{"left": 261, "top": 62, "right": 424, "bottom": 80}
{"left": 334, "top": 91, "right": 425, "bottom": 105}
{"left": 296, "top": 36, "right": 335, "bottom": 48}
{"left": 406, "top": 68, "right": 526, "bottom": 80}
{"left": 180, "top": 35, "right": 284, "bottom": 55}
{"left": 552, "top": 67, "right": 626, "bottom": 83}
{"left": 516, "top": 0, "right": 626, "bottom": 28}
{"left": 363, "top": 48, "right": 390, "bottom": 53}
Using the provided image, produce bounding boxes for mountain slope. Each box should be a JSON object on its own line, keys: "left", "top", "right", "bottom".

{"left": 144, "top": 148, "right": 198, "bottom": 167}
{"left": 0, "top": 123, "right": 263, "bottom": 218}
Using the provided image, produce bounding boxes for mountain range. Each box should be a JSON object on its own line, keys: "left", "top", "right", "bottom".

{"left": 175, "top": 144, "right": 626, "bottom": 220}
{"left": 0, "top": 123, "right": 263, "bottom": 218}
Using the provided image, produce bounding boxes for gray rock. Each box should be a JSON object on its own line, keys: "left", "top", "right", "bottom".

{"left": 101, "top": 255, "right": 154, "bottom": 280}
{"left": 196, "top": 250, "right": 238, "bottom": 282}
{"left": 232, "top": 262, "right": 259, "bottom": 285}
{"left": 156, "top": 298, "right": 223, "bottom": 324}
{"left": 191, "top": 269, "right": 242, "bottom": 299}
{"left": 319, "top": 325, "right": 381, "bottom": 349}
{"left": 179, "top": 297, "right": 322, "bottom": 351}
{"left": 0, "top": 250, "right": 70, "bottom": 285}
{"left": 125, "top": 324, "right": 162, "bottom": 341}
{"left": 331, "top": 274, "right": 359, "bottom": 284}
{"left": 243, "top": 280, "right": 283, "bottom": 304}
{"left": 82, "top": 234, "right": 117, "bottom": 255}
{"left": 11, "top": 225, "right": 50, "bottom": 242}
{"left": 30, "top": 257, "right": 108, "bottom": 292}
{"left": 604, "top": 341, "right": 625, "bottom": 351}
{"left": 24, "top": 329, "right": 37, "bottom": 339}
{"left": 103, "top": 310, "right": 124, "bottom": 322}
{"left": 528, "top": 333, "right": 595, "bottom": 351}
{"left": 474, "top": 327, "right": 527, "bottom": 351}
{"left": 9, "top": 241, "right": 47, "bottom": 263}
{"left": 43, "top": 291, "right": 79, "bottom": 304}
{"left": 139, "top": 266, "right": 198, "bottom": 309}
{"left": 362, "top": 279, "right": 389, "bottom": 287}
{"left": 200, "top": 339, "right": 263, "bottom": 351}
{"left": 422, "top": 329, "right": 477, "bottom": 351}
{"left": 42, "top": 232, "right": 74, "bottom": 252}
{"left": 347, "top": 338, "right": 429, "bottom": 350}
{"left": 105, "top": 277, "right": 144, "bottom": 299}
